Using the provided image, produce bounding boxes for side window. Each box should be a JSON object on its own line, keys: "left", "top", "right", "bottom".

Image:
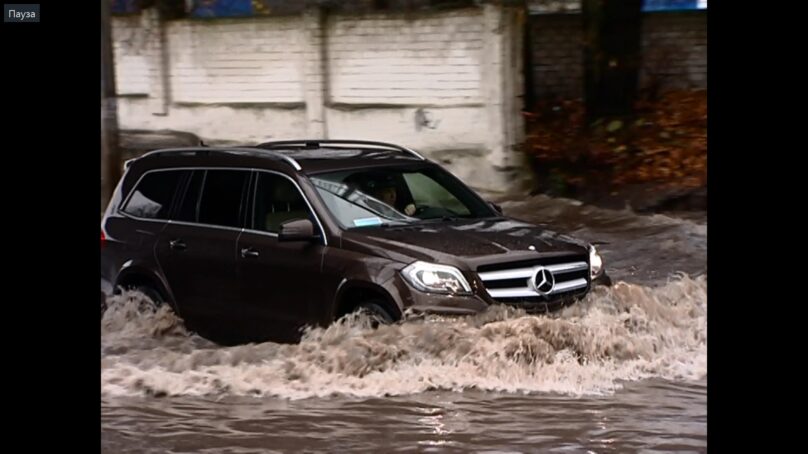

{"left": 121, "top": 170, "right": 185, "bottom": 220}
{"left": 197, "top": 170, "right": 250, "bottom": 228}
{"left": 403, "top": 173, "right": 471, "bottom": 216}
{"left": 175, "top": 170, "right": 205, "bottom": 223}
{"left": 252, "top": 173, "right": 311, "bottom": 233}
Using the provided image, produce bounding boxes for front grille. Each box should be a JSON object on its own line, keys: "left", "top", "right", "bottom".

{"left": 477, "top": 256, "right": 590, "bottom": 306}
{"left": 477, "top": 254, "right": 587, "bottom": 272}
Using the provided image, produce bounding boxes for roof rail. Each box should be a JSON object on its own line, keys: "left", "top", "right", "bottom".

{"left": 137, "top": 147, "right": 302, "bottom": 171}
{"left": 255, "top": 140, "right": 426, "bottom": 160}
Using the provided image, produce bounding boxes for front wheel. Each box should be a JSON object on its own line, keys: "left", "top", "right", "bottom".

{"left": 354, "top": 300, "right": 395, "bottom": 327}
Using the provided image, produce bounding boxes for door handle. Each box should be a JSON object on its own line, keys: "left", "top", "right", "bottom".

{"left": 169, "top": 239, "right": 187, "bottom": 251}
{"left": 240, "top": 247, "right": 259, "bottom": 259}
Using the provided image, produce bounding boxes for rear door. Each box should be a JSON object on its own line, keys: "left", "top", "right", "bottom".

{"left": 156, "top": 169, "right": 250, "bottom": 339}
{"left": 105, "top": 169, "right": 187, "bottom": 293}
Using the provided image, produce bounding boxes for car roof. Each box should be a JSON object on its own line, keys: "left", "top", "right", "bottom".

{"left": 131, "top": 140, "right": 429, "bottom": 175}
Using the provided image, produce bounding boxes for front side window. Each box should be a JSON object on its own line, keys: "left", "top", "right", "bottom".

{"left": 251, "top": 173, "right": 313, "bottom": 234}
{"left": 121, "top": 170, "right": 185, "bottom": 220}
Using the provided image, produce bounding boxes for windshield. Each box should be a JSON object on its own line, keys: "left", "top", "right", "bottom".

{"left": 309, "top": 165, "right": 498, "bottom": 228}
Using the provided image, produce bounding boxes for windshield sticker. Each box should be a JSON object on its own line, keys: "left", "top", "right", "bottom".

{"left": 353, "top": 217, "right": 383, "bottom": 227}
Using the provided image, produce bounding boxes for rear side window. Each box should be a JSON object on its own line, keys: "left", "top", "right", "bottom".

{"left": 121, "top": 170, "right": 184, "bottom": 220}
{"left": 175, "top": 170, "right": 205, "bottom": 223}
{"left": 197, "top": 170, "right": 250, "bottom": 228}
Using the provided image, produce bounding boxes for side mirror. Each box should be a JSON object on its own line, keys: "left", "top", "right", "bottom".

{"left": 278, "top": 219, "right": 317, "bottom": 242}
{"left": 488, "top": 201, "right": 503, "bottom": 215}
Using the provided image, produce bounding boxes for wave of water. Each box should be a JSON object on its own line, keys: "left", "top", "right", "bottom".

{"left": 101, "top": 275, "right": 706, "bottom": 400}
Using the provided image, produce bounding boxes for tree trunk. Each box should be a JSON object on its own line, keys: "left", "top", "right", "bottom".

{"left": 101, "top": 0, "right": 121, "bottom": 212}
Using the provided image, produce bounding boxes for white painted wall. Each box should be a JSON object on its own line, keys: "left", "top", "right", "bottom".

{"left": 112, "top": 6, "right": 528, "bottom": 192}
{"left": 167, "top": 17, "right": 305, "bottom": 103}
{"left": 327, "top": 12, "right": 485, "bottom": 104}
{"left": 112, "top": 12, "right": 155, "bottom": 96}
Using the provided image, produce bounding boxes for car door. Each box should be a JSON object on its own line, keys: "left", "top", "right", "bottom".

{"left": 236, "top": 170, "right": 328, "bottom": 342}
{"left": 156, "top": 168, "right": 250, "bottom": 340}
{"left": 109, "top": 168, "right": 186, "bottom": 293}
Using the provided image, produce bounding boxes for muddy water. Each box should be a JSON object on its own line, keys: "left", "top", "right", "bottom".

{"left": 498, "top": 194, "right": 707, "bottom": 286}
{"left": 101, "top": 195, "right": 707, "bottom": 452}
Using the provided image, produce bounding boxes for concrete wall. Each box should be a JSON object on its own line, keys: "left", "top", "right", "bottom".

{"left": 111, "top": 5, "right": 529, "bottom": 192}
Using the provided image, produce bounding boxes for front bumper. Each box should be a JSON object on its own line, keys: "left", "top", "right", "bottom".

{"left": 392, "top": 271, "right": 612, "bottom": 317}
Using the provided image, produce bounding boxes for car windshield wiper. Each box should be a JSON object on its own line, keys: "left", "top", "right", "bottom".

{"left": 412, "top": 215, "right": 465, "bottom": 224}
{"left": 378, "top": 220, "right": 410, "bottom": 228}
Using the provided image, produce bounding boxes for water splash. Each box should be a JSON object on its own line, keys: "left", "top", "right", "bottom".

{"left": 101, "top": 275, "right": 706, "bottom": 399}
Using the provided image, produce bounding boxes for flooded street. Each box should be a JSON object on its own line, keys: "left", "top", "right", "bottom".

{"left": 102, "top": 194, "right": 707, "bottom": 453}
{"left": 102, "top": 381, "right": 705, "bottom": 453}
{"left": 498, "top": 194, "right": 707, "bottom": 286}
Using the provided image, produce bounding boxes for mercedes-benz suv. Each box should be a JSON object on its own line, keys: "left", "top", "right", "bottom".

{"left": 100, "top": 140, "right": 610, "bottom": 343}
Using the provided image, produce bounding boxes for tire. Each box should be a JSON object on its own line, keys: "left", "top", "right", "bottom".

{"left": 354, "top": 300, "right": 395, "bottom": 327}
{"left": 129, "top": 284, "right": 165, "bottom": 310}
{"left": 104, "top": 284, "right": 164, "bottom": 317}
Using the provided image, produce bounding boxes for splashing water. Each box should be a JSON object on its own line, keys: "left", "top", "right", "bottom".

{"left": 101, "top": 275, "right": 706, "bottom": 400}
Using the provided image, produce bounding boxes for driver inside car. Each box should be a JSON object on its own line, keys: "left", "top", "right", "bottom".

{"left": 366, "top": 178, "right": 416, "bottom": 216}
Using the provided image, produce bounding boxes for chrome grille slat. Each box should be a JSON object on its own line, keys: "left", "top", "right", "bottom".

{"left": 477, "top": 261, "right": 588, "bottom": 281}
{"left": 486, "top": 278, "right": 588, "bottom": 298}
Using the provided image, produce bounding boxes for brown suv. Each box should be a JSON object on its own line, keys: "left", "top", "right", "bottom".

{"left": 100, "top": 140, "right": 610, "bottom": 343}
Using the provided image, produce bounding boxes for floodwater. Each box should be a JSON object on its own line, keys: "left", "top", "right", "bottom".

{"left": 102, "top": 194, "right": 707, "bottom": 453}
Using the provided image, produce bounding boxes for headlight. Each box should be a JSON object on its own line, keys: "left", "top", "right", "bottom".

{"left": 589, "top": 245, "right": 603, "bottom": 279}
{"left": 402, "top": 261, "right": 472, "bottom": 295}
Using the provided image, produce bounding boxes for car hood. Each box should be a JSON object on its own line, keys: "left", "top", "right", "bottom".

{"left": 341, "top": 217, "right": 590, "bottom": 268}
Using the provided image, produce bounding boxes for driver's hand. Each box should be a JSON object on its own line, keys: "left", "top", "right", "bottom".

{"left": 404, "top": 204, "right": 416, "bottom": 216}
